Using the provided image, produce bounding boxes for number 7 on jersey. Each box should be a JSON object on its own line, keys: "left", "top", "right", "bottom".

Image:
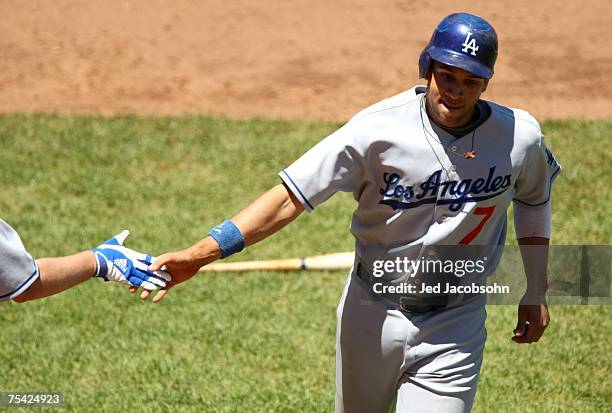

{"left": 459, "top": 206, "right": 496, "bottom": 245}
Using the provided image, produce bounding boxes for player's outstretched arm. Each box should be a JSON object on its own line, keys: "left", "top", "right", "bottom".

{"left": 144, "top": 183, "right": 304, "bottom": 303}
{"left": 13, "top": 231, "right": 170, "bottom": 303}
{"left": 13, "top": 251, "right": 97, "bottom": 302}
{"left": 512, "top": 236, "right": 550, "bottom": 344}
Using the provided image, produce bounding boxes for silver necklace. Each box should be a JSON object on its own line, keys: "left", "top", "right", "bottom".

{"left": 419, "top": 94, "right": 477, "bottom": 160}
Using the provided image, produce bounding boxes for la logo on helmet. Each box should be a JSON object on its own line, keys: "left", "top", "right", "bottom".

{"left": 461, "top": 32, "right": 479, "bottom": 56}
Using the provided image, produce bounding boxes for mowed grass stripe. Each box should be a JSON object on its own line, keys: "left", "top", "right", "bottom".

{"left": 0, "top": 114, "right": 610, "bottom": 412}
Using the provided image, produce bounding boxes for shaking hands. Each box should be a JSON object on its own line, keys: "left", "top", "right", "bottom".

{"left": 92, "top": 230, "right": 171, "bottom": 291}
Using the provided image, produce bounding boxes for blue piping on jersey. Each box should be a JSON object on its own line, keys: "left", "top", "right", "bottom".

{"left": 512, "top": 166, "right": 561, "bottom": 207}
{"left": 380, "top": 187, "right": 508, "bottom": 211}
{"left": 280, "top": 170, "right": 315, "bottom": 211}
{"left": 0, "top": 264, "right": 39, "bottom": 301}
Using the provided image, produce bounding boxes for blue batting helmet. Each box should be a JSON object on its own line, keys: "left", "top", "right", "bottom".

{"left": 419, "top": 13, "right": 498, "bottom": 79}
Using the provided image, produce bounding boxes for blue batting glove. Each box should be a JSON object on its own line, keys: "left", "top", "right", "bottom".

{"left": 92, "top": 230, "right": 171, "bottom": 291}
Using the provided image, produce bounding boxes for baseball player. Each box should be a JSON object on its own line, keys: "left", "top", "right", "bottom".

{"left": 1, "top": 218, "right": 170, "bottom": 303}
{"left": 143, "top": 13, "right": 561, "bottom": 413}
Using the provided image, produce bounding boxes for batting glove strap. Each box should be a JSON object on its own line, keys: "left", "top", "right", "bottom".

{"left": 93, "top": 251, "right": 110, "bottom": 280}
{"left": 208, "top": 220, "right": 245, "bottom": 259}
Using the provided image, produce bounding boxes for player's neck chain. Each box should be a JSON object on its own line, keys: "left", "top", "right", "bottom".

{"left": 419, "top": 94, "right": 477, "bottom": 160}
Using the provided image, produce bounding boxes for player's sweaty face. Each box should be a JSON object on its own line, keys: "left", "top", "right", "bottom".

{"left": 426, "top": 62, "right": 488, "bottom": 129}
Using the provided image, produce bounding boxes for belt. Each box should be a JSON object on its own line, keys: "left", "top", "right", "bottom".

{"left": 354, "top": 262, "right": 477, "bottom": 314}
{"left": 398, "top": 295, "right": 448, "bottom": 314}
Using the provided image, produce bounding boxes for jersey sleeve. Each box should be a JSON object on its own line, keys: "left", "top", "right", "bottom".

{"left": 279, "top": 120, "right": 365, "bottom": 211}
{"left": 0, "top": 219, "right": 40, "bottom": 302}
{"left": 513, "top": 134, "right": 562, "bottom": 206}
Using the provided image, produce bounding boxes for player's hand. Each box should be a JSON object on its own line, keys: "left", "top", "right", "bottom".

{"left": 92, "top": 230, "right": 171, "bottom": 291}
{"left": 129, "top": 249, "right": 203, "bottom": 303}
{"left": 512, "top": 293, "right": 549, "bottom": 344}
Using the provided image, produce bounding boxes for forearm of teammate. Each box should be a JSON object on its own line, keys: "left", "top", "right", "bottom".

{"left": 146, "top": 183, "right": 304, "bottom": 302}
{"left": 13, "top": 251, "right": 96, "bottom": 303}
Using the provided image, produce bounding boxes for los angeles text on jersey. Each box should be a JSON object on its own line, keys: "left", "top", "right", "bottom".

{"left": 379, "top": 166, "right": 512, "bottom": 211}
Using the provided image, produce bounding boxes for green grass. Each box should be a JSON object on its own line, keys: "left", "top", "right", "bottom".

{"left": 0, "top": 114, "right": 610, "bottom": 412}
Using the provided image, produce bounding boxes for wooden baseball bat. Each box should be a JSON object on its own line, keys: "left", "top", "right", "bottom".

{"left": 198, "top": 252, "right": 355, "bottom": 272}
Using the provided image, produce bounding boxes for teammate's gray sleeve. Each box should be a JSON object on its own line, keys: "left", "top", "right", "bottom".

{"left": 0, "top": 219, "right": 40, "bottom": 301}
{"left": 513, "top": 136, "right": 562, "bottom": 206}
{"left": 279, "top": 120, "right": 365, "bottom": 211}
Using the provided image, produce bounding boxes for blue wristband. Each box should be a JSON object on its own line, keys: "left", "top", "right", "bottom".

{"left": 208, "top": 220, "right": 245, "bottom": 258}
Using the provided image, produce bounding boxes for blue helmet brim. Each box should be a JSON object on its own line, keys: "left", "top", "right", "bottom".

{"left": 428, "top": 47, "right": 493, "bottom": 79}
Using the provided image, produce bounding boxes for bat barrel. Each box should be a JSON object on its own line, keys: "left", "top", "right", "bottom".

{"left": 199, "top": 252, "right": 355, "bottom": 272}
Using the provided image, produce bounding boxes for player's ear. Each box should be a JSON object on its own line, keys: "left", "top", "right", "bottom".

{"left": 423, "top": 62, "right": 433, "bottom": 82}
{"left": 481, "top": 79, "right": 489, "bottom": 93}
{"left": 424, "top": 69, "right": 432, "bottom": 87}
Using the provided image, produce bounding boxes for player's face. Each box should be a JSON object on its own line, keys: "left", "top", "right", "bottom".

{"left": 425, "top": 62, "right": 488, "bottom": 129}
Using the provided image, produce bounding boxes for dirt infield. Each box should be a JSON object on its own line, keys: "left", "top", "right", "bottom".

{"left": 2, "top": 0, "right": 611, "bottom": 121}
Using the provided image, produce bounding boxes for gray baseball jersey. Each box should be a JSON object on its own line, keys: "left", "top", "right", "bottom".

{"left": 0, "top": 219, "right": 39, "bottom": 301}
{"left": 280, "top": 86, "right": 561, "bottom": 276}
{"left": 279, "top": 86, "right": 561, "bottom": 412}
